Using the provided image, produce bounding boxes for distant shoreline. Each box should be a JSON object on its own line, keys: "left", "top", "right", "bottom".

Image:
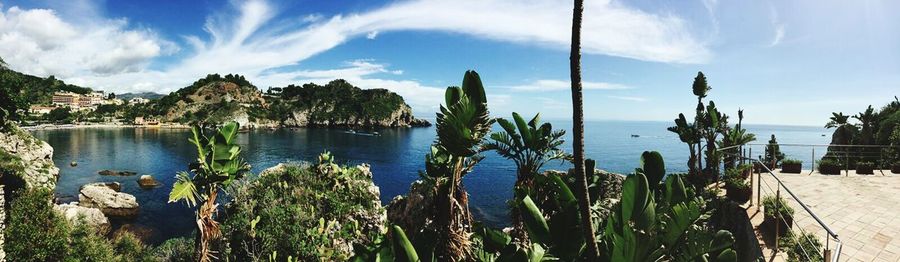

{"left": 20, "top": 123, "right": 192, "bottom": 131}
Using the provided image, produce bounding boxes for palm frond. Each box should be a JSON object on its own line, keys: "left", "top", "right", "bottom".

{"left": 169, "top": 171, "right": 200, "bottom": 206}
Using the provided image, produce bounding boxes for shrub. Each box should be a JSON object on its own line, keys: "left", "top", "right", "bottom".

{"left": 779, "top": 232, "right": 824, "bottom": 262}
{"left": 817, "top": 159, "right": 841, "bottom": 175}
{"left": 113, "top": 232, "right": 155, "bottom": 261}
{"left": 68, "top": 222, "right": 116, "bottom": 261}
{"left": 856, "top": 161, "right": 875, "bottom": 174}
{"left": 724, "top": 177, "right": 751, "bottom": 204}
{"left": 151, "top": 237, "right": 194, "bottom": 262}
{"left": 4, "top": 188, "right": 70, "bottom": 261}
{"left": 762, "top": 196, "right": 794, "bottom": 219}
{"left": 221, "top": 156, "right": 385, "bottom": 261}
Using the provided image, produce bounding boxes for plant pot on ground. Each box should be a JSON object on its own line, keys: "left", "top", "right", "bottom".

{"left": 856, "top": 161, "right": 875, "bottom": 175}
{"left": 817, "top": 159, "right": 841, "bottom": 175}
{"left": 892, "top": 161, "right": 900, "bottom": 174}
{"left": 781, "top": 159, "right": 802, "bottom": 174}
{"left": 754, "top": 162, "right": 773, "bottom": 173}
{"left": 737, "top": 164, "right": 752, "bottom": 179}
{"left": 762, "top": 195, "right": 794, "bottom": 237}
{"left": 724, "top": 178, "right": 751, "bottom": 204}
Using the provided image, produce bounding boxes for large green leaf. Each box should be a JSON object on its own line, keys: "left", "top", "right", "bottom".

{"left": 391, "top": 225, "right": 419, "bottom": 262}
{"left": 640, "top": 151, "right": 666, "bottom": 189}
{"left": 168, "top": 171, "right": 199, "bottom": 206}
{"left": 520, "top": 195, "right": 550, "bottom": 244}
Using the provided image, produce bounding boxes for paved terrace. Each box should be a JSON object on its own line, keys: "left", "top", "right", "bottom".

{"left": 748, "top": 169, "right": 900, "bottom": 262}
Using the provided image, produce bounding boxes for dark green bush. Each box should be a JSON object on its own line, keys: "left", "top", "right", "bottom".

{"left": 151, "top": 237, "right": 194, "bottom": 262}
{"left": 817, "top": 159, "right": 842, "bottom": 174}
{"left": 4, "top": 188, "right": 156, "bottom": 261}
{"left": 778, "top": 232, "right": 824, "bottom": 262}
{"left": 5, "top": 188, "right": 71, "bottom": 261}
{"left": 222, "top": 158, "right": 385, "bottom": 261}
{"left": 762, "top": 195, "right": 794, "bottom": 220}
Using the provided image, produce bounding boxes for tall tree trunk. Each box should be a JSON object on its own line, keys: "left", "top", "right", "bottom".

{"left": 568, "top": 0, "right": 599, "bottom": 259}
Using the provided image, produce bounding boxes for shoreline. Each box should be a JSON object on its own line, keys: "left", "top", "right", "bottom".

{"left": 20, "top": 123, "right": 192, "bottom": 131}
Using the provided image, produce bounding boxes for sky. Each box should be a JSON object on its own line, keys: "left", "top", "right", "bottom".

{"left": 0, "top": 0, "right": 898, "bottom": 126}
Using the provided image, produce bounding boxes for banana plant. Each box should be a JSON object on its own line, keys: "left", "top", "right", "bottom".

{"left": 718, "top": 110, "right": 756, "bottom": 169}
{"left": 668, "top": 113, "right": 702, "bottom": 177}
{"left": 427, "top": 70, "right": 494, "bottom": 260}
{"left": 484, "top": 112, "right": 568, "bottom": 243}
{"left": 168, "top": 121, "right": 250, "bottom": 262}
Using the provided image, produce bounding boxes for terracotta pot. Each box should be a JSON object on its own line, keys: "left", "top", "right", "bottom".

{"left": 781, "top": 163, "right": 802, "bottom": 173}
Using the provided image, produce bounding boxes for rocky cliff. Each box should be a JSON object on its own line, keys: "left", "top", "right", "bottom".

{"left": 0, "top": 125, "right": 59, "bottom": 190}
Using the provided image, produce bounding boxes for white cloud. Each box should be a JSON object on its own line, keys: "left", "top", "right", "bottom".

{"left": 508, "top": 79, "right": 631, "bottom": 92}
{"left": 768, "top": 5, "right": 786, "bottom": 47}
{"left": 0, "top": 0, "right": 707, "bottom": 114}
{"left": 607, "top": 95, "right": 647, "bottom": 102}
{"left": 0, "top": 6, "right": 171, "bottom": 77}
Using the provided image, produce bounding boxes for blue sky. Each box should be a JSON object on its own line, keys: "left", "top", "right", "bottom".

{"left": 0, "top": 0, "right": 898, "bottom": 126}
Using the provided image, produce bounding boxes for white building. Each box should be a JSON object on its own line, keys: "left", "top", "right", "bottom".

{"left": 129, "top": 97, "right": 149, "bottom": 104}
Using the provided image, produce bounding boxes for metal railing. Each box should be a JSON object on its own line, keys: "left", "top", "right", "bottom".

{"left": 718, "top": 145, "right": 842, "bottom": 262}
{"left": 740, "top": 143, "right": 900, "bottom": 176}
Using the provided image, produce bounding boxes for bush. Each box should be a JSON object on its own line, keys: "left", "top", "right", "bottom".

{"left": 724, "top": 177, "right": 751, "bottom": 204}
{"left": 781, "top": 159, "right": 802, "bottom": 173}
{"left": 4, "top": 188, "right": 70, "bottom": 261}
{"left": 817, "top": 159, "right": 842, "bottom": 175}
{"left": 4, "top": 188, "right": 156, "bottom": 261}
{"left": 151, "top": 237, "right": 194, "bottom": 262}
{"left": 856, "top": 161, "right": 875, "bottom": 174}
{"left": 779, "top": 232, "right": 824, "bottom": 262}
{"left": 762, "top": 195, "right": 794, "bottom": 236}
{"left": 221, "top": 156, "right": 385, "bottom": 261}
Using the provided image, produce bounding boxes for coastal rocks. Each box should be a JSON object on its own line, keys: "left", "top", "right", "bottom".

{"left": 98, "top": 170, "right": 138, "bottom": 176}
{"left": 386, "top": 180, "right": 436, "bottom": 242}
{"left": 137, "top": 175, "right": 161, "bottom": 188}
{"left": 79, "top": 182, "right": 139, "bottom": 217}
{"left": 281, "top": 103, "right": 431, "bottom": 128}
{"left": 0, "top": 125, "right": 59, "bottom": 189}
{"left": 54, "top": 203, "right": 111, "bottom": 234}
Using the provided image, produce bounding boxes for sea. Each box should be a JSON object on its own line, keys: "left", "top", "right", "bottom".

{"left": 30, "top": 120, "right": 831, "bottom": 244}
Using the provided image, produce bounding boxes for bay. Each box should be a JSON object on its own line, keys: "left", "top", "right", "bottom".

{"left": 30, "top": 120, "right": 830, "bottom": 244}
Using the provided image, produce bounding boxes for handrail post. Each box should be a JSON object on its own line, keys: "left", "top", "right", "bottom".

{"left": 774, "top": 187, "right": 781, "bottom": 255}
{"left": 811, "top": 148, "right": 815, "bottom": 175}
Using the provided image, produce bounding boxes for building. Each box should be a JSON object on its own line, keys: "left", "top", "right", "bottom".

{"left": 134, "top": 117, "right": 145, "bottom": 125}
{"left": 52, "top": 92, "right": 80, "bottom": 107}
{"left": 104, "top": 98, "right": 125, "bottom": 105}
{"left": 129, "top": 97, "right": 149, "bottom": 104}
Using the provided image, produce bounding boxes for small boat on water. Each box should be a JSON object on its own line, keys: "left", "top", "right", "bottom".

{"left": 631, "top": 134, "right": 640, "bottom": 138}
{"left": 343, "top": 129, "right": 381, "bottom": 136}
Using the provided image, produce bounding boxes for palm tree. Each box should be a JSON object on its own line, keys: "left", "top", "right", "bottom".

{"left": 169, "top": 122, "right": 250, "bottom": 262}
{"left": 427, "top": 70, "right": 494, "bottom": 261}
{"left": 484, "top": 112, "right": 568, "bottom": 243}
{"left": 568, "top": 0, "right": 600, "bottom": 259}
{"left": 825, "top": 112, "right": 850, "bottom": 129}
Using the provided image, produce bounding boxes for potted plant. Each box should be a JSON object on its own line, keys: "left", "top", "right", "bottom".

{"left": 817, "top": 158, "right": 841, "bottom": 175}
{"left": 893, "top": 160, "right": 900, "bottom": 174}
{"left": 856, "top": 161, "right": 875, "bottom": 174}
{"left": 781, "top": 159, "right": 802, "bottom": 173}
{"left": 778, "top": 232, "right": 823, "bottom": 262}
{"left": 724, "top": 177, "right": 751, "bottom": 204}
{"left": 737, "top": 164, "right": 752, "bottom": 179}
{"left": 762, "top": 195, "right": 794, "bottom": 237}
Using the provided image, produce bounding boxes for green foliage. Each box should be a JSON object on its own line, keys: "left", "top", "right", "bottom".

{"left": 278, "top": 80, "right": 407, "bottom": 122}
{"left": 764, "top": 134, "right": 786, "bottom": 166}
{"left": 824, "top": 112, "right": 850, "bottom": 129}
{"left": 485, "top": 111, "right": 569, "bottom": 198}
{"left": 762, "top": 196, "right": 794, "bottom": 220}
{"left": 5, "top": 188, "right": 70, "bottom": 261}
{"left": 5, "top": 188, "right": 155, "bottom": 261}
{"left": 222, "top": 160, "right": 384, "bottom": 261}
{"left": 151, "top": 237, "right": 194, "bottom": 262}
{"left": 778, "top": 232, "right": 824, "bottom": 262}
{"left": 48, "top": 107, "right": 73, "bottom": 123}
{"left": 692, "top": 72, "right": 711, "bottom": 99}
{"left": 169, "top": 121, "right": 250, "bottom": 206}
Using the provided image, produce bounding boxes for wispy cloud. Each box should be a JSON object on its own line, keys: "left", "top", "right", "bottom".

{"left": 0, "top": 0, "right": 707, "bottom": 114}
{"left": 768, "top": 5, "right": 786, "bottom": 47}
{"left": 508, "top": 79, "right": 631, "bottom": 92}
{"left": 607, "top": 95, "right": 647, "bottom": 102}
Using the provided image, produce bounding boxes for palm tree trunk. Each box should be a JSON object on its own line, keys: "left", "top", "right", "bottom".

{"left": 568, "top": 0, "right": 599, "bottom": 259}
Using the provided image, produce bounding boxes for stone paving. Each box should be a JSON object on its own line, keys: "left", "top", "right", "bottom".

{"left": 749, "top": 169, "right": 900, "bottom": 262}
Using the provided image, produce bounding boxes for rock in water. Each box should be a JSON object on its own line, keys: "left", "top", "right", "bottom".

{"left": 54, "top": 203, "right": 110, "bottom": 234}
{"left": 137, "top": 175, "right": 161, "bottom": 189}
{"left": 98, "top": 170, "right": 138, "bottom": 176}
{"left": 79, "top": 182, "right": 139, "bottom": 217}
